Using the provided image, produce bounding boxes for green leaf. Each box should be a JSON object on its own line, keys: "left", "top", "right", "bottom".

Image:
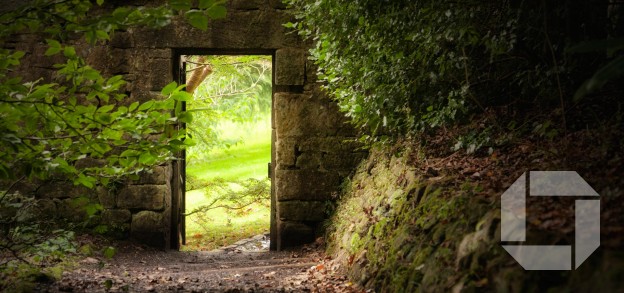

{"left": 83, "top": 68, "right": 101, "bottom": 80}
{"left": 128, "top": 101, "right": 140, "bottom": 112}
{"left": 169, "top": 0, "right": 191, "bottom": 11}
{"left": 172, "top": 91, "right": 192, "bottom": 101}
{"left": 184, "top": 137, "right": 196, "bottom": 146}
{"left": 85, "top": 203, "right": 102, "bottom": 217}
{"left": 46, "top": 39, "right": 61, "bottom": 49}
{"left": 98, "top": 104, "right": 115, "bottom": 113}
{"left": 177, "top": 111, "right": 193, "bottom": 123}
{"left": 95, "top": 30, "right": 110, "bottom": 41}
{"left": 12, "top": 50, "right": 25, "bottom": 60}
{"left": 199, "top": 0, "right": 215, "bottom": 9}
{"left": 206, "top": 5, "right": 226, "bottom": 19}
{"left": 185, "top": 10, "right": 208, "bottom": 30}
{"left": 138, "top": 152, "right": 157, "bottom": 165}
{"left": 161, "top": 81, "right": 177, "bottom": 96}
{"left": 97, "top": 0, "right": 104, "bottom": 5}
{"left": 63, "top": 46, "right": 77, "bottom": 59}
{"left": 120, "top": 149, "right": 141, "bottom": 157}
{"left": 76, "top": 174, "right": 96, "bottom": 189}
{"left": 103, "top": 246, "right": 116, "bottom": 259}
{"left": 138, "top": 100, "right": 155, "bottom": 111}
{"left": 45, "top": 46, "right": 61, "bottom": 56}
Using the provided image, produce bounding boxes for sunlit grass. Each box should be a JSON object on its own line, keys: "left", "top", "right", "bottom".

{"left": 183, "top": 115, "right": 271, "bottom": 251}
{"left": 183, "top": 190, "right": 269, "bottom": 251}
{"left": 187, "top": 117, "right": 271, "bottom": 181}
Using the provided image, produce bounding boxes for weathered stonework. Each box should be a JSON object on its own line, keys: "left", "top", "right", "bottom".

{"left": 98, "top": 187, "right": 116, "bottom": 209}
{"left": 276, "top": 170, "right": 341, "bottom": 201}
{"left": 131, "top": 211, "right": 166, "bottom": 247}
{"left": 7, "top": 0, "right": 364, "bottom": 250}
{"left": 101, "top": 209, "right": 132, "bottom": 225}
{"left": 275, "top": 48, "right": 306, "bottom": 86}
{"left": 277, "top": 201, "right": 326, "bottom": 221}
{"left": 116, "top": 185, "right": 167, "bottom": 211}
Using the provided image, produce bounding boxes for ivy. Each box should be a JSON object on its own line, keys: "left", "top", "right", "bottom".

{"left": 285, "top": 0, "right": 619, "bottom": 140}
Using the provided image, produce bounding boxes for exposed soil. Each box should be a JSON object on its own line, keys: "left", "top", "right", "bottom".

{"left": 36, "top": 237, "right": 365, "bottom": 293}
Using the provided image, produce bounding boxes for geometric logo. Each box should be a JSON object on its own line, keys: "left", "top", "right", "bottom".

{"left": 501, "top": 171, "right": 600, "bottom": 270}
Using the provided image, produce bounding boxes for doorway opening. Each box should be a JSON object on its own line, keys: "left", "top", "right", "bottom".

{"left": 174, "top": 53, "right": 273, "bottom": 251}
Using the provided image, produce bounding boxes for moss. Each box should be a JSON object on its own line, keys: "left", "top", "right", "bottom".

{"left": 327, "top": 141, "right": 624, "bottom": 292}
{"left": 325, "top": 145, "right": 491, "bottom": 292}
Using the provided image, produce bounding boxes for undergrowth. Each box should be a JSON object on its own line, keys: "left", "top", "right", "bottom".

{"left": 0, "top": 191, "right": 117, "bottom": 291}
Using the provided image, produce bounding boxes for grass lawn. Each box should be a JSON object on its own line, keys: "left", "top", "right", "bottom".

{"left": 182, "top": 117, "right": 271, "bottom": 251}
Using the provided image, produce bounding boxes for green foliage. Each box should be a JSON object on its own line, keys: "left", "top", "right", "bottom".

{"left": 568, "top": 38, "right": 624, "bottom": 100}
{"left": 102, "top": 246, "right": 116, "bottom": 259}
{"left": 184, "top": 177, "right": 271, "bottom": 250}
{"left": 285, "top": 0, "right": 619, "bottom": 140}
{"left": 186, "top": 55, "right": 272, "bottom": 164}
{"left": 0, "top": 0, "right": 228, "bottom": 288}
{"left": 186, "top": 177, "right": 270, "bottom": 217}
{"left": 325, "top": 147, "right": 488, "bottom": 291}
{"left": 0, "top": 192, "right": 78, "bottom": 291}
{"left": 452, "top": 126, "right": 494, "bottom": 154}
{"left": 0, "top": 0, "right": 228, "bottom": 189}
{"left": 285, "top": 0, "right": 514, "bottom": 137}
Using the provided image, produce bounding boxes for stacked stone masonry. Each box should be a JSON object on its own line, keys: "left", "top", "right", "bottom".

{"left": 5, "top": 0, "right": 364, "bottom": 250}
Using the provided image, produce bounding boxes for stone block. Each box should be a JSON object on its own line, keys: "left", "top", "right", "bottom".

{"left": 278, "top": 201, "right": 326, "bottom": 221}
{"left": 274, "top": 93, "right": 353, "bottom": 138}
{"left": 38, "top": 182, "right": 90, "bottom": 199}
{"left": 268, "top": 11, "right": 303, "bottom": 48}
{"left": 230, "top": 0, "right": 263, "bottom": 10}
{"left": 275, "top": 48, "right": 305, "bottom": 86}
{"left": 148, "top": 58, "right": 173, "bottom": 90}
{"left": 131, "top": 211, "right": 167, "bottom": 248}
{"left": 322, "top": 152, "right": 367, "bottom": 171}
{"left": 275, "top": 169, "right": 340, "bottom": 201}
{"left": 277, "top": 220, "right": 315, "bottom": 249}
{"left": 271, "top": 93, "right": 314, "bottom": 137}
{"left": 269, "top": 0, "right": 287, "bottom": 9}
{"left": 81, "top": 45, "right": 130, "bottom": 75}
{"left": 74, "top": 158, "right": 106, "bottom": 169}
{"left": 276, "top": 138, "right": 296, "bottom": 167}
{"left": 297, "top": 137, "right": 364, "bottom": 153}
{"left": 110, "top": 31, "right": 134, "bottom": 48}
{"left": 98, "top": 187, "right": 116, "bottom": 209}
{"left": 116, "top": 185, "right": 167, "bottom": 211}
{"left": 295, "top": 152, "right": 321, "bottom": 169}
{"left": 36, "top": 199, "right": 57, "bottom": 217}
{"left": 136, "top": 166, "right": 171, "bottom": 185}
{"left": 101, "top": 209, "right": 132, "bottom": 224}
{"left": 58, "top": 198, "right": 88, "bottom": 222}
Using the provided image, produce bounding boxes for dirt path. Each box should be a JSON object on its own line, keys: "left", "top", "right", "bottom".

{"left": 36, "top": 240, "right": 364, "bottom": 293}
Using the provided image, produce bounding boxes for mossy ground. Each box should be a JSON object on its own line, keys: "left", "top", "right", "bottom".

{"left": 326, "top": 117, "right": 624, "bottom": 292}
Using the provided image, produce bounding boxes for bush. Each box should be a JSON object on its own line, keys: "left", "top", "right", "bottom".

{"left": 285, "top": 0, "right": 618, "bottom": 140}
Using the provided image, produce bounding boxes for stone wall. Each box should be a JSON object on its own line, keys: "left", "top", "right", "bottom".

{"left": 6, "top": 0, "right": 364, "bottom": 250}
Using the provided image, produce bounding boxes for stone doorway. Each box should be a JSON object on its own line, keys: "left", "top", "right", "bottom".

{"left": 170, "top": 50, "right": 277, "bottom": 251}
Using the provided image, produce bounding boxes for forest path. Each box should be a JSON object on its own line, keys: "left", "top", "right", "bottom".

{"left": 38, "top": 239, "right": 364, "bottom": 292}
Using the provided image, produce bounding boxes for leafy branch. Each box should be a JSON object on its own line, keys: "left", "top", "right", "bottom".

{"left": 185, "top": 177, "right": 270, "bottom": 217}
